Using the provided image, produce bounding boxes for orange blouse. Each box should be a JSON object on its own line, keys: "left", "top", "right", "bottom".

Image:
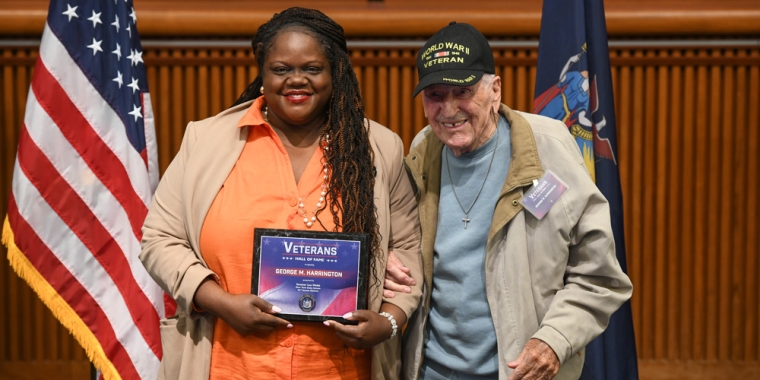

{"left": 199, "top": 97, "right": 370, "bottom": 380}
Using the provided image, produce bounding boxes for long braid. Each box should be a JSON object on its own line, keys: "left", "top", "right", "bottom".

{"left": 232, "top": 7, "right": 382, "bottom": 294}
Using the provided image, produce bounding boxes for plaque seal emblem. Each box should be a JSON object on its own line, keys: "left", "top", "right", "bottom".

{"left": 299, "top": 294, "right": 316, "bottom": 312}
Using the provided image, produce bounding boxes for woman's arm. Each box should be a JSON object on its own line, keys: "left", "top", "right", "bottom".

{"left": 140, "top": 121, "right": 216, "bottom": 317}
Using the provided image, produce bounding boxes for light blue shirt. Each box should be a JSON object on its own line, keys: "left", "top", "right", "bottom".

{"left": 422, "top": 115, "right": 511, "bottom": 379}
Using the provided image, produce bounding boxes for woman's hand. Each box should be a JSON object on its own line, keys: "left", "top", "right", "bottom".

{"left": 193, "top": 277, "right": 292, "bottom": 335}
{"left": 219, "top": 293, "right": 293, "bottom": 335}
{"left": 323, "top": 303, "right": 406, "bottom": 349}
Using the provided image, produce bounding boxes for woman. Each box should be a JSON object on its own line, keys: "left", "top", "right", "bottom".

{"left": 140, "top": 7, "right": 422, "bottom": 380}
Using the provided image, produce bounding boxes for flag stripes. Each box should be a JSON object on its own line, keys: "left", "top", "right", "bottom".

{"left": 8, "top": 178, "right": 159, "bottom": 378}
{"left": 37, "top": 22, "right": 154, "bottom": 209}
{"left": 20, "top": 91, "right": 162, "bottom": 317}
{"left": 15, "top": 121, "right": 162, "bottom": 357}
{"left": 33, "top": 51, "right": 148, "bottom": 239}
{"left": 6, "top": 199, "right": 143, "bottom": 380}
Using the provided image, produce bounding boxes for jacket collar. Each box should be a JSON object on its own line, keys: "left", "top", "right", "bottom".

{"left": 499, "top": 103, "right": 544, "bottom": 191}
{"left": 488, "top": 104, "right": 543, "bottom": 243}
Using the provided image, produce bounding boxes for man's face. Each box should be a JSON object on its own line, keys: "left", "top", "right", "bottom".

{"left": 421, "top": 76, "right": 502, "bottom": 156}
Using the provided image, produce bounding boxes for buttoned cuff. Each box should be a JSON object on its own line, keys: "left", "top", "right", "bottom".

{"left": 532, "top": 325, "right": 573, "bottom": 364}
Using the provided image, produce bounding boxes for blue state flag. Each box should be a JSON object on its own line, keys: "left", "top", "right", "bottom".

{"left": 533, "top": 0, "right": 638, "bottom": 378}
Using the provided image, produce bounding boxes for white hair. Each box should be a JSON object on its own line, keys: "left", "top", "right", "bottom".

{"left": 480, "top": 73, "right": 496, "bottom": 87}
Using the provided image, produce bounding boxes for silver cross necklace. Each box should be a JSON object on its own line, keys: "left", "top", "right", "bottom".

{"left": 444, "top": 126, "right": 499, "bottom": 229}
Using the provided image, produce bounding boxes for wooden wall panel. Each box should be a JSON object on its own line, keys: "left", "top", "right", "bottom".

{"left": 611, "top": 46, "right": 760, "bottom": 366}
{"left": 1, "top": 41, "right": 760, "bottom": 379}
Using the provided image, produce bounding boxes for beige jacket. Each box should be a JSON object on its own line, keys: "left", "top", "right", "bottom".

{"left": 401, "top": 104, "right": 633, "bottom": 380}
{"left": 140, "top": 101, "right": 422, "bottom": 380}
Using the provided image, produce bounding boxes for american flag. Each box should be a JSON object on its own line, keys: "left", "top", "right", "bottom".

{"left": 1, "top": 0, "right": 166, "bottom": 379}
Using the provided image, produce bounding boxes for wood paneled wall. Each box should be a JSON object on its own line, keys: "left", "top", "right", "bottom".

{"left": 614, "top": 46, "right": 760, "bottom": 363}
{"left": 2, "top": 39, "right": 759, "bottom": 379}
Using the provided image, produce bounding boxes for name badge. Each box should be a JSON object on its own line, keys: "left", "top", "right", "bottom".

{"left": 521, "top": 170, "right": 568, "bottom": 219}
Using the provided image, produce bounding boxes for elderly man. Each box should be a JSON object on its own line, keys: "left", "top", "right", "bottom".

{"left": 385, "top": 22, "right": 633, "bottom": 380}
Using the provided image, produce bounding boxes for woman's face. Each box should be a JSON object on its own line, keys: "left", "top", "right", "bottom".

{"left": 262, "top": 29, "right": 333, "bottom": 132}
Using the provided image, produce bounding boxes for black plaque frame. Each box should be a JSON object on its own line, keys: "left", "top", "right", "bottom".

{"left": 252, "top": 228, "right": 369, "bottom": 324}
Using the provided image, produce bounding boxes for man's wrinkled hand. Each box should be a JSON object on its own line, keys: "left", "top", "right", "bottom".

{"left": 383, "top": 250, "right": 416, "bottom": 298}
{"left": 506, "top": 338, "right": 560, "bottom": 380}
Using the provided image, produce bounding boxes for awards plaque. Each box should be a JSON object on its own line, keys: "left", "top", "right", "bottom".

{"left": 252, "top": 228, "right": 369, "bottom": 324}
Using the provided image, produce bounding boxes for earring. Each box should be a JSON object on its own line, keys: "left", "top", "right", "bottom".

{"left": 260, "top": 86, "right": 264, "bottom": 94}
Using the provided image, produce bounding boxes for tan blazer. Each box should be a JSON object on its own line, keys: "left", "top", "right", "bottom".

{"left": 140, "top": 100, "right": 422, "bottom": 380}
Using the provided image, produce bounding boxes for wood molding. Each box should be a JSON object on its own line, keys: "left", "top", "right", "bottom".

{"left": 638, "top": 360, "right": 760, "bottom": 379}
{"left": 0, "top": 359, "right": 758, "bottom": 379}
{"left": 0, "top": 0, "right": 759, "bottom": 37}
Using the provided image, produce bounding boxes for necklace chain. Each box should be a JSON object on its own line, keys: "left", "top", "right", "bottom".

{"left": 298, "top": 136, "right": 330, "bottom": 228}
{"left": 264, "top": 104, "right": 331, "bottom": 228}
{"left": 445, "top": 127, "right": 499, "bottom": 229}
{"left": 298, "top": 174, "right": 328, "bottom": 228}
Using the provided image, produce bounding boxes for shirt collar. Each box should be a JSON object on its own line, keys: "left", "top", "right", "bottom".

{"left": 237, "top": 96, "right": 267, "bottom": 128}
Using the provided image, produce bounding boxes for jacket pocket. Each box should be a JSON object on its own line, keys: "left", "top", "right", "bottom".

{"left": 159, "top": 315, "right": 186, "bottom": 380}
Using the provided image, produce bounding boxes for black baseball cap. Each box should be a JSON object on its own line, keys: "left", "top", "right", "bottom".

{"left": 413, "top": 21, "right": 495, "bottom": 97}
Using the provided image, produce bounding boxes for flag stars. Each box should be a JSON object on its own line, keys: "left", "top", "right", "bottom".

{"left": 127, "top": 77, "right": 140, "bottom": 93}
{"left": 113, "top": 71, "right": 123, "bottom": 88}
{"left": 87, "top": 10, "right": 102, "bottom": 28}
{"left": 128, "top": 105, "right": 143, "bottom": 121}
{"left": 62, "top": 4, "right": 78, "bottom": 22}
{"left": 87, "top": 38, "right": 103, "bottom": 55}
{"left": 126, "top": 24, "right": 132, "bottom": 38}
{"left": 129, "top": 7, "right": 137, "bottom": 24}
{"left": 127, "top": 49, "right": 143, "bottom": 66}
{"left": 112, "top": 43, "right": 121, "bottom": 60}
{"left": 111, "top": 15, "right": 120, "bottom": 32}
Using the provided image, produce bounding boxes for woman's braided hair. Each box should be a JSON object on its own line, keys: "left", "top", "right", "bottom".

{"left": 232, "top": 7, "right": 382, "bottom": 290}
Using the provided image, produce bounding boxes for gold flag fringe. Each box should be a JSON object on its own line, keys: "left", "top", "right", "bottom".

{"left": 2, "top": 215, "right": 122, "bottom": 380}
